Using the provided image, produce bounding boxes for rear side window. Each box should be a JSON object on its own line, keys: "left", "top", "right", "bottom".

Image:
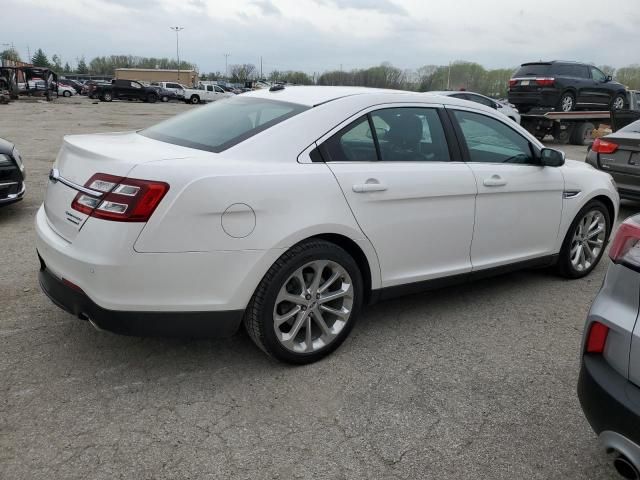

{"left": 514, "top": 64, "right": 551, "bottom": 77}
{"left": 466, "top": 93, "right": 495, "bottom": 108}
{"left": 320, "top": 107, "right": 451, "bottom": 162}
{"left": 453, "top": 110, "right": 534, "bottom": 164}
{"left": 554, "top": 64, "right": 590, "bottom": 78}
{"left": 140, "top": 97, "right": 308, "bottom": 153}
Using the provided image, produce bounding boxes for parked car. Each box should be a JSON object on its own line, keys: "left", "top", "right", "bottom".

{"left": 508, "top": 61, "right": 628, "bottom": 113}
{"left": 578, "top": 214, "right": 640, "bottom": 480}
{"left": 586, "top": 119, "right": 640, "bottom": 201}
{"left": 146, "top": 85, "right": 177, "bottom": 103}
{"left": 60, "top": 79, "right": 83, "bottom": 94}
{"left": 428, "top": 90, "right": 521, "bottom": 123}
{"left": 95, "top": 79, "right": 160, "bottom": 103}
{"left": 36, "top": 87, "right": 619, "bottom": 363}
{"left": 0, "top": 137, "right": 26, "bottom": 206}
{"left": 82, "top": 80, "right": 110, "bottom": 98}
{"left": 57, "top": 84, "right": 76, "bottom": 97}
{"left": 151, "top": 81, "right": 185, "bottom": 99}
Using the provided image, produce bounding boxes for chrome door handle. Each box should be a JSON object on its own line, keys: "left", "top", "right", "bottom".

{"left": 483, "top": 175, "right": 507, "bottom": 187}
{"left": 352, "top": 179, "right": 387, "bottom": 193}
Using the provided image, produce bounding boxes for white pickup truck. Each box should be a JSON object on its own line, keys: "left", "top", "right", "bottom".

{"left": 152, "top": 81, "right": 232, "bottom": 104}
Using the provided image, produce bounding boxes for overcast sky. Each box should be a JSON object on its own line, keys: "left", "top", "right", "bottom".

{"left": 3, "top": 0, "right": 639, "bottom": 74}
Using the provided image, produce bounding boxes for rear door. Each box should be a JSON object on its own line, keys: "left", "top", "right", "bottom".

{"left": 324, "top": 105, "right": 478, "bottom": 287}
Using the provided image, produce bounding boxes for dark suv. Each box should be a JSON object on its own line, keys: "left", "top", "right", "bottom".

{"left": 508, "top": 61, "right": 627, "bottom": 113}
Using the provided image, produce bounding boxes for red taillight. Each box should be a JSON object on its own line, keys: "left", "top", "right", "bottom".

{"left": 592, "top": 138, "right": 619, "bottom": 154}
{"left": 609, "top": 217, "right": 640, "bottom": 269}
{"left": 508, "top": 79, "right": 518, "bottom": 88}
{"left": 535, "top": 77, "right": 555, "bottom": 87}
{"left": 585, "top": 321, "right": 609, "bottom": 354}
{"left": 71, "top": 173, "right": 169, "bottom": 222}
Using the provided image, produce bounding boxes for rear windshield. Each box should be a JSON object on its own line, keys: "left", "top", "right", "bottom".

{"left": 619, "top": 119, "right": 640, "bottom": 134}
{"left": 140, "top": 96, "right": 309, "bottom": 153}
{"left": 514, "top": 64, "right": 551, "bottom": 77}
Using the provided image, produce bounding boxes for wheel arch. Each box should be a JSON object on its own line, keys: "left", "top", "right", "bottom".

{"left": 592, "top": 194, "right": 616, "bottom": 226}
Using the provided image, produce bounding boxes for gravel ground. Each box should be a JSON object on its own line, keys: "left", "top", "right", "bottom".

{"left": 0, "top": 97, "right": 637, "bottom": 480}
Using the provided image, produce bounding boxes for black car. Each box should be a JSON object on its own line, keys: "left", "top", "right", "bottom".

{"left": 0, "top": 137, "right": 26, "bottom": 206}
{"left": 95, "top": 79, "right": 160, "bottom": 103}
{"left": 508, "top": 61, "right": 628, "bottom": 113}
{"left": 586, "top": 119, "right": 640, "bottom": 201}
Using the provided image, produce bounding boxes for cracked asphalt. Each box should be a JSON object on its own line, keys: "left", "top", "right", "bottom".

{"left": 1, "top": 98, "right": 637, "bottom": 479}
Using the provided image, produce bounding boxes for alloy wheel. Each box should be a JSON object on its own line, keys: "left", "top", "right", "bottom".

{"left": 273, "top": 260, "right": 353, "bottom": 353}
{"left": 570, "top": 210, "right": 606, "bottom": 272}
{"left": 561, "top": 95, "right": 574, "bottom": 112}
{"left": 613, "top": 96, "right": 625, "bottom": 110}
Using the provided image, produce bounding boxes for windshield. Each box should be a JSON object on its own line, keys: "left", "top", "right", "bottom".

{"left": 514, "top": 64, "right": 551, "bottom": 77}
{"left": 140, "top": 96, "right": 309, "bottom": 153}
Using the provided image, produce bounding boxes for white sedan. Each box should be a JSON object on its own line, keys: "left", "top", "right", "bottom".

{"left": 57, "top": 84, "right": 76, "bottom": 97}
{"left": 36, "top": 87, "right": 619, "bottom": 363}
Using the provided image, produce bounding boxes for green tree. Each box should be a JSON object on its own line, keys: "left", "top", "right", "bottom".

{"left": 51, "top": 54, "right": 63, "bottom": 72}
{"left": 31, "top": 48, "right": 50, "bottom": 68}
{"left": 76, "top": 57, "right": 88, "bottom": 74}
{"left": 0, "top": 47, "right": 21, "bottom": 64}
{"left": 63, "top": 62, "right": 71, "bottom": 73}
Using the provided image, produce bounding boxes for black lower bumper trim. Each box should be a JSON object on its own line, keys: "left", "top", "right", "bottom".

{"left": 578, "top": 354, "right": 640, "bottom": 444}
{"left": 38, "top": 261, "right": 244, "bottom": 337}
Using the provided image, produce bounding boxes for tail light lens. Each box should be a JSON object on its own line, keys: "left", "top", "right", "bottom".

{"left": 508, "top": 79, "right": 518, "bottom": 88}
{"left": 609, "top": 217, "right": 640, "bottom": 270}
{"left": 585, "top": 321, "right": 609, "bottom": 354}
{"left": 71, "top": 173, "right": 169, "bottom": 222}
{"left": 592, "top": 138, "right": 619, "bottom": 154}
{"left": 535, "top": 77, "right": 555, "bottom": 87}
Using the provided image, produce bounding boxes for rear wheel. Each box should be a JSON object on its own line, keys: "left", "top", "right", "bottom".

{"left": 556, "top": 200, "right": 611, "bottom": 278}
{"left": 244, "top": 239, "right": 363, "bottom": 364}
{"left": 101, "top": 92, "right": 112, "bottom": 102}
{"left": 161, "top": 95, "right": 169, "bottom": 102}
{"left": 611, "top": 93, "right": 626, "bottom": 110}
{"left": 147, "top": 93, "right": 158, "bottom": 104}
{"left": 190, "top": 95, "right": 200, "bottom": 104}
{"left": 558, "top": 92, "right": 575, "bottom": 112}
{"left": 570, "top": 122, "right": 595, "bottom": 146}
{"left": 63, "top": 90, "right": 71, "bottom": 97}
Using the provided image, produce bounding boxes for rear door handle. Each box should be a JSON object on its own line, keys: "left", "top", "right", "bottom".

{"left": 353, "top": 179, "right": 387, "bottom": 193}
{"left": 483, "top": 174, "right": 507, "bottom": 187}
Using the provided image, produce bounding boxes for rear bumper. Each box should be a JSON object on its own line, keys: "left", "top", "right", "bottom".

{"left": 578, "top": 355, "right": 640, "bottom": 464}
{"left": 38, "top": 256, "right": 244, "bottom": 337}
{"left": 508, "top": 90, "right": 560, "bottom": 107}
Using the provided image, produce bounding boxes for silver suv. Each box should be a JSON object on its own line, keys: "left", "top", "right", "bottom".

{"left": 578, "top": 214, "right": 640, "bottom": 479}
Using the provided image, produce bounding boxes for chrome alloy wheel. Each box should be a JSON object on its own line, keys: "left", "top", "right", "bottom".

{"left": 570, "top": 210, "right": 606, "bottom": 272}
{"left": 561, "top": 95, "right": 574, "bottom": 112}
{"left": 273, "top": 260, "right": 353, "bottom": 353}
{"left": 613, "top": 96, "right": 625, "bottom": 110}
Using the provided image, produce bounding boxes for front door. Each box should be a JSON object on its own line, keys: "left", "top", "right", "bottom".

{"left": 323, "top": 106, "right": 478, "bottom": 287}
{"left": 448, "top": 108, "right": 564, "bottom": 270}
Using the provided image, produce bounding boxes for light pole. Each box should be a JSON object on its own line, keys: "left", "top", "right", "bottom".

{"left": 170, "top": 26, "right": 184, "bottom": 82}
{"left": 223, "top": 53, "right": 230, "bottom": 79}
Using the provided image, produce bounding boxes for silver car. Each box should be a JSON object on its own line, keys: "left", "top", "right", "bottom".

{"left": 578, "top": 214, "right": 640, "bottom": 479}
{"left": 428, "top": 90, "right": 521, "bottom": 124}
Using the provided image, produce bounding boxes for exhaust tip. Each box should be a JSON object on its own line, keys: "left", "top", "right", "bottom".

{"left": 614, "top": 455, "right": 640, "bottom": 480}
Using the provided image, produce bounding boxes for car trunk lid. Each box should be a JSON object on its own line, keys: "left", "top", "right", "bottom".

{"left": 44, "top": 131, "right": 200, "bottom": 243}
{"left": 595, "top": 133, "right": 640, "bottom": 178}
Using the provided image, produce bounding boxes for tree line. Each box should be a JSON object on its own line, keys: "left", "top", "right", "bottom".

{"left": 3, "top": 47, "right": 640, "bottom": 97}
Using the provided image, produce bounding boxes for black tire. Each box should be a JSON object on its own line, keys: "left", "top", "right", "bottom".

{"left": 244, "top": 239, "right": 363, "bottom": 364}
{"left": 556, "top": 200, "right": 611, "bottom": 279}
{"left": 102, "top": 92, "right": 112, "bottom": 102}
{"left": 190, "top": 95, "right": 200, "bottom": 104}
{"left": 570, "top": 122, "right": 595, "bottom": 146}
{"left": 161, "top": 96, "right": 169, "bottom": 102}
{"left": 557, "top": 91, "right": 575, "bottom": 112}
{"left": 63, "top": 90, "right": 71, "bottom": 97}
{"left": 611, "top": 93, "right": 626, "bottom": 110}
{"left": 147, "top": 93, "right": 158, "bottom": 104}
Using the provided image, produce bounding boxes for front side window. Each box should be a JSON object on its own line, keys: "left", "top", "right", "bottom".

{"left": 453, "top": 110, "right": 535, "bottom": 164}
{"left": 591, "top": 67, "right": 606, "bottom": 82}
{"left": 140, "top": 97, "right": 308, "bottom": 153}
{"left": 130, "top": 81, "right": 141, "bottom": 89}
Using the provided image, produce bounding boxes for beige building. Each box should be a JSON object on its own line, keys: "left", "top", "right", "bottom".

{"left": 114, "top": 68, "right": 198, "bottom": 86}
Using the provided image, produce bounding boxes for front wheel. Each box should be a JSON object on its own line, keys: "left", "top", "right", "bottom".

{"left": 147, "top": 93, "right": 158, "bottom": 104}
{"left": 189, "top": 95, "right": 200, "bottom": 104}
{"left": 102, "top": 92, "right": 112, "bottom": 102}
{"left": 611, "top": 93, "right": 626, "bottom": 110}
{"left": 556, "top": 200, "right": 611, "bottom": 278}
{"left": 244, "top": 239, "right": 363, "bottom": 364}
{"left": 63, "top": 90, "right": 71, "bottom": 97}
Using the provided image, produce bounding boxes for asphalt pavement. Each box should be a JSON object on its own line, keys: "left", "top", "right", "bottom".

{"left": 0, "top": 98, "right": 636, "bottom": 479}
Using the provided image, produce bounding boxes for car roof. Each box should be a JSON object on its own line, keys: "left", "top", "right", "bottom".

{"left": 521, "top": 60, "right": 587, "bottom": 66}
{"left": 241, "top": 86, "right": 413, "bottom": 107}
